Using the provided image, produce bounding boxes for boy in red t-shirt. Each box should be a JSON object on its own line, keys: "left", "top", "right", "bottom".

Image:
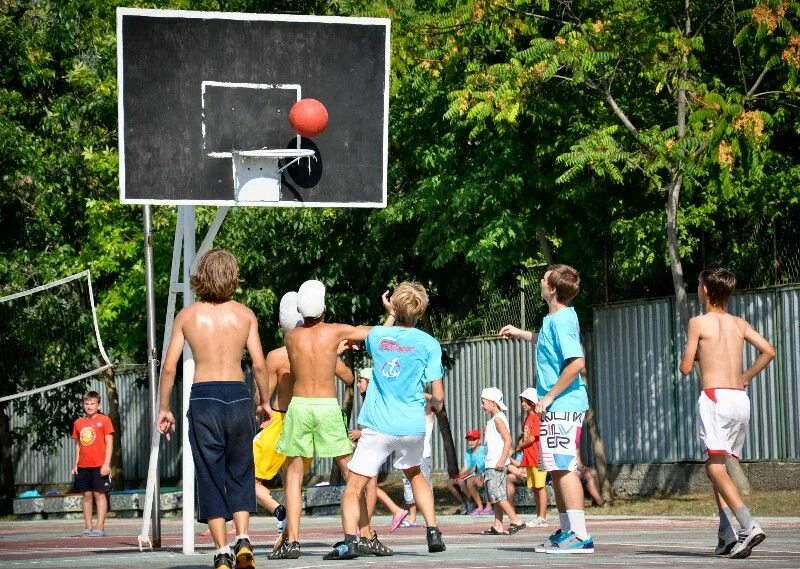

{"left": 71, "top": 390, "right": 114, "bottom": 536}
{"left": 516, "top": 388, "right": 548, "bottom": 526}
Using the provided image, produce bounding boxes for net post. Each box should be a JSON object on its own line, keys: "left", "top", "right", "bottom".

{"left": 143, "top": 204, "right": 162, "bottom": 548}
{"left": 181, "top": 205, "right": 196, "bottom": 555}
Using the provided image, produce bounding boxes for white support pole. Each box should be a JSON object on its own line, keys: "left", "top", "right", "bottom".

{"left": 182, "top": 205, "right": 196, "bottom": 554}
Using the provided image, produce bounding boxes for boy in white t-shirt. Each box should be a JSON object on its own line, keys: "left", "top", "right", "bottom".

{"left": 480, "top": 387, "right": 525, "bottom": 536}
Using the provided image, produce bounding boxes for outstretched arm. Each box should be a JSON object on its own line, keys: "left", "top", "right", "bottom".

{"left": 742, "top": 323, "right": 776, "bottom": 386}
{"left": 679, "top": 317, "right": 701, "bottom": 376}
{"left": 499, "top": 324, "right": 534, "bottom": 342}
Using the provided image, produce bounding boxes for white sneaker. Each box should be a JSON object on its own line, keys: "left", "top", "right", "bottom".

{"left": 729, "top": 522, "right": 766, "bottom": 559}
{"left": 528, "top": 517, "right": 548, "bottom": 527}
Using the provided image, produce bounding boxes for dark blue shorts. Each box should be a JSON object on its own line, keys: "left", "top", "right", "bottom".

{"left": 187, "top": 381, "right": 256, "bottom": 523}
{"left": 74, "top": 467, "right": 112, "bottom": 493}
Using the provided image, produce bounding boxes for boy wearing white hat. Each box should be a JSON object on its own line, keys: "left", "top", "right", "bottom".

{"left": 479, "top": 387, "right": 526, "bottom": 536}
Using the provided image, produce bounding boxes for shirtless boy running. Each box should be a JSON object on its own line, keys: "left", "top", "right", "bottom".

{"left": 158, "top": 249, "right": 270, "bottom": 569}
{"left": 680, "top": 267, "right": 776, "bottom": 559}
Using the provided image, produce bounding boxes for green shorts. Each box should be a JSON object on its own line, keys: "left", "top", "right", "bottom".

{"left": 276, "top": 397, "right": 353, "bottom": 458}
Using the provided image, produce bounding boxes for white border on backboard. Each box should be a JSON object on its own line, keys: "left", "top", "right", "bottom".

{"left": 200, "top": 81, "right": 301, "bottom": 158}
{"left": 116, "top": 7, "right": 390, "bottom": 208}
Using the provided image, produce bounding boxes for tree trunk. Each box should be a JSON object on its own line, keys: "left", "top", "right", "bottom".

{"left": 667, "top": 174, "right": 690, "bottom": 329}
{"left": 585, "top": 407, "right": 613, "bottom": 506}
{"left": 434, "top": 405, "right": 460, "bottom": 479}
{"left": 0, "top": 404, "right": 14, "bottom": 515}
{"left": 101, "top": 368, "right": 125, "bottom": 488}
{"left": 536, "top": 226, "right": 555, "bottom": 265}
{"left": 330, "top": 351, "right": 355, "bottom": 485}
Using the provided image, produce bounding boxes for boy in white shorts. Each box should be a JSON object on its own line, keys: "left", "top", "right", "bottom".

{"left": 400, "top": 393, "right": 435, "bottom": 527}
{"left": 500, "top": 264, "right": 593, "bottom": 554}
{"left": 325, "top": 282, "right": 447, "bottom": 560}
{"left": 680, "top": 267, "right": 775, "bottom": 559}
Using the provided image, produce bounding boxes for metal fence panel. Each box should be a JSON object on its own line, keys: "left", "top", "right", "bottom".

{"left": 596, "top": 286, "right": 799, "bottom": 463}
{"left": 780, "top": 288, "right": 800, "bottom": 460}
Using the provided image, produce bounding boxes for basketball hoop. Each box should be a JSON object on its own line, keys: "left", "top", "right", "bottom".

{"left": 227, "top": 148, "right": 315, "bottom": 202}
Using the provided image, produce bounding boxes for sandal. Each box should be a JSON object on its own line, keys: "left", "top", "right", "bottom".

{"left": 389, "top": 509, "right": 409, "bottom": 533}
{"left": 481, "top": 527, "right": 508, "bottom": 535}
{"left": 508, "top": 523, "right": 526, "bottom": 534}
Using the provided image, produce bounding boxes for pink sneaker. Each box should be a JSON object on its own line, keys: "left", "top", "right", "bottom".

{"left": 389, "top": 509, "right": 409, "bottom": 532}
{"left": 481, "top": 507, "right": 494, "bottom": 515}
{"left": 469, "top": 508, "right": 483, "bottom": 516}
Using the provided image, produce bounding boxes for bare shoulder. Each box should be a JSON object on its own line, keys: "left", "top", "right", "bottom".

{"left": 266, "top": 346, "right": 288, "bottom": 364}
{"left": 229, "top": 300, "right": 256, "bottom": 318}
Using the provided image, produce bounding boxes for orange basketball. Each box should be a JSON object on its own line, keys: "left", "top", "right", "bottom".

{"left": 289, "top": 98, "right": 329, "bottom": 138}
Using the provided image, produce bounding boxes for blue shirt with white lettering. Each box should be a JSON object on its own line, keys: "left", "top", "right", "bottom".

{"left": 360, "top": 326, "right": 444, "bottom": 436}
{"left": 535, "top": 307, "right": 588, "bottom": 412}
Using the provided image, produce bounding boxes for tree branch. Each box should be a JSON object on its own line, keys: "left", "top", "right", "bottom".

{"left": 746, "top": 64, "right": 770, "bottom": 98}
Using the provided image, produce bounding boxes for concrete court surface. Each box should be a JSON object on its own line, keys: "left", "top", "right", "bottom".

{"left": 0, "top": 514, "right": 798, "bottom": 568}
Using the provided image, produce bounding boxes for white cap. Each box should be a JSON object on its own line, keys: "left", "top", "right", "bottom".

{"left": 358, "top": 367, "right": 373, "bottom": 380}
{"left": 279, "top": 291, "right": 303, "bottom": 331}
{"left": 519, "top": 387, "right": 539, "bottom": 403}
{"left": 297, "top": 279, "right": 325, "bottom": 318}
{"left": 480, "top": 387, "right": 508, "bottom": 411}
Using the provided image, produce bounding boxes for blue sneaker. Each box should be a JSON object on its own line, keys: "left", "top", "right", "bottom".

{"left": 534, "top": 528, "right": 564, "bottom": 553}
{"left": 544, "top": 531, "right": 594, "bottom": 554}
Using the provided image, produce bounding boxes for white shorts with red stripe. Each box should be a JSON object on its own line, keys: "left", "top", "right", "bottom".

{"left": 697, "top": 388, "right": 750, "bottom": 459}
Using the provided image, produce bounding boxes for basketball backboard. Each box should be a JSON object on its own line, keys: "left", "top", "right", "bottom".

{"left": 117, "top": 8, "right": 390, "bottom": 207}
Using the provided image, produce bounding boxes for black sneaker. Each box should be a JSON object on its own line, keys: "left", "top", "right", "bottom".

{"left": 322, "top": 539, "right": 359, "bottom": 560}
{"left": 214, "top": 553, "right": 235, "bottom": 569}
{"left": 267, "top": 540, "right": 300, "bottom": 560}
{"left": 234, "top": 538, "right": 255, "bottom": 569}
{"left": 356, "top": 531, "right": 394, "bottom": 556}
{"left": 426, "top": 526, "right": 446, "bottom": 553}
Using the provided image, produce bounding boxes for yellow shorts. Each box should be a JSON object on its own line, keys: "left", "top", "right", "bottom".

{"left": 253, "top": 411, "right": 311, "bottom": 480}
{"left": 526, "top": 466, "right": 547, "bottom": 489}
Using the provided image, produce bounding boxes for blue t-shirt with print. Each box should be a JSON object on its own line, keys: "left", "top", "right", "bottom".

{"left": 359, "top": 325, "right": 444, "bottom": 436}
{"left": 535, "top": 306, "right": 588, "bottom": 412}
{"left": 463, "top": 445, "right": 486, "bottom": 473}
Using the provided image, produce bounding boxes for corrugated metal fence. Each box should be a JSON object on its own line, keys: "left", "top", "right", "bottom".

{"left": 592, "top": 285, "right": 800, "bottom": 463}
{"left": 13, "top": 285, "right": 797, "bottom": 487}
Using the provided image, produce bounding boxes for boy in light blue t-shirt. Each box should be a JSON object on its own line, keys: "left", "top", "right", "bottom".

{"left": 500, "top": 264, "right": 593, "bottom": 554}
{"left": 327, "top": 282, "right": 447, "bottom": 560}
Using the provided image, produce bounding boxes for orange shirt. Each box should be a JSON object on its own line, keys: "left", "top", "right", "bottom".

{"left": 521, "top": 413, "right": 540, "bottom": 468}
{"left": 72, "top": 414, "right": 114, "bottom": 468}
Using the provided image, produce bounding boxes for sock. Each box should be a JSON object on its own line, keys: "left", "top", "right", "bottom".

{"left": 216, "top": 545, "right": 232, "bottom": 555}
{"left": 274, "top": 504, "right": 286, "bottom": 521}
{"left": 236, "top": 534, "right": 249, "bottom": 542}
{"left": 718, "top": 507, "right": 736, "bottom": 538}
{"left": 734, "top": 505, "right": 753, "bottom": 530}
{"left": 558, "top": 512, "right": 570, "bottom": 532}
{"left": 566, "top": 509, "right": 587, "bottom": 539}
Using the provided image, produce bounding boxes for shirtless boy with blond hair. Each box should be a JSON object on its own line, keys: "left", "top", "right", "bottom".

{"left": 270, "top": 280, "right": 387, "bottom": 560}
{"left": 680, "top": 267, "right": 776, "bottom": 559}
{"left": 158, "top": 249, "right": 270, "bottom": 569}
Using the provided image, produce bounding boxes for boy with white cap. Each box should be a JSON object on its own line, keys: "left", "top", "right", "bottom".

{"left": 256, "top": 292, "right": 353, "bottom": 552}
{"left": 500, "top": 264, "right": 593, "bottom": 554}
{"left": 516, "top": 387, "right": 548, "bottom": 526}
{"left": 479, "top": 387, "right": 525, "bottom": 536}
{"left": 274, "top": 280, "right": 388, "bottom": 559}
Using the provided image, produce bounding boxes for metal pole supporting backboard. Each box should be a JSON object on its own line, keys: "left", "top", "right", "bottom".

{"left": 143, "top": 205, "right": 162, "bottom": 547}
{"left": 181, "top": 205, "right": 196, "bottom": 554}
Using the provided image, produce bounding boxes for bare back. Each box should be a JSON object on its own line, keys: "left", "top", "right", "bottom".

{"left": 285, "top": 321, "right": 368, "bottom": 398}
{"left": 179, "top": 300, "right": 254, "bottom": 382}
{"left": 694, "top": 312, "right": 747, "bottom": 389}
{"left": 266, "top": 346, "right": 294, "bottom": 411}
